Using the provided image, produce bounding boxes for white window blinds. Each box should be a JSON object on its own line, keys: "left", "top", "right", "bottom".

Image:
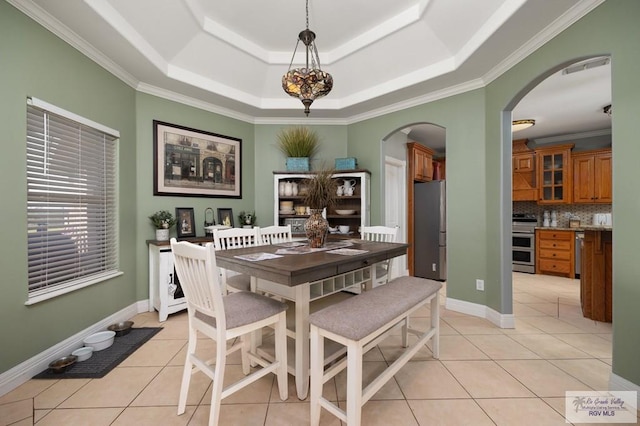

{"left": 26, "top": 98, "right": 120, "bottom": 302}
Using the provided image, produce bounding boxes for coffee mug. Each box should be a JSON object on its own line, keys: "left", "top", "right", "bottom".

{"left": 338, "top": 225, "right": 350, "bottom": 234}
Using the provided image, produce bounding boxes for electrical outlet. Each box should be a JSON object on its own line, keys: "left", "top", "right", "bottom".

{"left": 476, "top": 279, "right": 484, "bottom": 291}
{"left": 432, "top": 263, "right": 436, "bottom": 272}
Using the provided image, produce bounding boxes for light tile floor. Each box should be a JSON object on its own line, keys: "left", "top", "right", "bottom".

{"left": 1, "top": 273, "right": 636, "bottom": 425}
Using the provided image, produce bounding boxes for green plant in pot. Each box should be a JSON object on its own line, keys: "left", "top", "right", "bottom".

{"left": 238, "top": 211, "right": 257, "bottom": 228}
{"left": 149, "top": 210, "right": 176, "bottom": 241}
{"left": 276, "top": 126, "right": 319, "bottom": 171}
{"left": 302, "top": 168, "right": 338, "bottom": 248}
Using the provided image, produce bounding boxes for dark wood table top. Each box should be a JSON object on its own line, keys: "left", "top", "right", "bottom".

{"left": 215, "top": 240, "right": 408, "bottom": 287}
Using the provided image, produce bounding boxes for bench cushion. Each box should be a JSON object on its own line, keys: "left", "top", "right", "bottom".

{"left": 309, "top": 276, "right": 442, "bottom": 341}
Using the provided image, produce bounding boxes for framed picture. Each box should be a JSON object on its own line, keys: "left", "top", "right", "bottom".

{"left": 176, "top": 207, "right": 196, "bottom": 239}
{"left": 217, "top": 208, "right": 234, "bottom": 228}
{"left": 153, "top": 120, "right": 242, "bottom": 198}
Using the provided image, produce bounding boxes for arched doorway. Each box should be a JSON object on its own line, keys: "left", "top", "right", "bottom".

{"left": 503, "top": 56, "right": 612, "bottom": 326}
{"left": 382, "top": 123, "right": 447, "bottom": 279}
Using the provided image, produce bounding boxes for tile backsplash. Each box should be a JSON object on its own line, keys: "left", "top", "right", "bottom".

{"left": 513, "top": 202, "right": 612, "bottom": 227}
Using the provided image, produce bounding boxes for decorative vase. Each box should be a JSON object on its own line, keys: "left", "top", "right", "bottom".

{"left": 305, "top": 209, "right": 329, "bottom": 248}
{"left": 155, "top": 228, "right": 170, "bottom": 241}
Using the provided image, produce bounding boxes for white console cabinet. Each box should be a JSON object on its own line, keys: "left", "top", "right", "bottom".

{"left": 148, "top": 237, "right": 211, "bottom": 321}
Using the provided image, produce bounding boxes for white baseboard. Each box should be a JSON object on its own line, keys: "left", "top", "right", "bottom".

{"left": 609, "top": 372, "right": 640, "bottom": 410}
{"left": 0, "top": 301, "right": 147, "bottom": 397}
{"left": 445, "top": 297, "right": 515, "bottom": 328}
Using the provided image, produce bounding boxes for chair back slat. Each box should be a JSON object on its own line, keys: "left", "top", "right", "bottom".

{"left": 213, "top": 227, "right": 262, "bottom": 250}
{"left": 259, "top": 225, "right": 292, "bottom": 245}
{"left": 170, "top": 239, "right": 226, "bottom": 328}
{"left": 361, "top": 225, "right": 398, "bottom": 243}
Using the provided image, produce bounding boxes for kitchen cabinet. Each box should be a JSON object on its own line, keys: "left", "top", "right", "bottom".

{"left": 408, "top": 142, "right": 434, "bottom": 182}
{"left": 148, "top": 237, "right": 212, "bottom": 321}
{"left": 580, "top": 230, "right": 612, "bottom": 322}
{"left": 572, "top": 149, "right": 612, "bottom": 203}
{"left": 512, "top": 139, "right": 537, "bottom": 201}
{"left": 273, "top": 170, "right": 370, "bottom": 238}
{"left": 536, "top": 229, "right": 575, "bottom": 278}
{"left": 535, "top": 144, "right": 574, "bottom": 204}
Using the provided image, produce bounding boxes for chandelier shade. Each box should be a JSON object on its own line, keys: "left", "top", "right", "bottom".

{"left": 282, "top": 1, "right": 333, "bottom": 116}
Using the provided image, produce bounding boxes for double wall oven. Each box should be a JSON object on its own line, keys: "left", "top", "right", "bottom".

{"left": 512, "top": 213, "right": 537, "bottom": 273}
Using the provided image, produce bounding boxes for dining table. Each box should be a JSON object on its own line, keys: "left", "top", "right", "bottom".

{"left": 214, "top": 238, "right": 408, "bottom": 399}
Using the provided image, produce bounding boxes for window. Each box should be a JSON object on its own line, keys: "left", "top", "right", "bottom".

{"left": 26, "top": 97, "right": 120, "bottom": 304}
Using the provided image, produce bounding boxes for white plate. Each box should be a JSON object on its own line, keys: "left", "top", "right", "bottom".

{"left": 335, "top": 209, "right": 356, "bottom": 215}
{"left": 279, "top": 210, "right": 295, "bottom": 215}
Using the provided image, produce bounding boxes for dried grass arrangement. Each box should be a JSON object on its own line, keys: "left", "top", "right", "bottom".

{"left": 276, "top": 126, "right": 320, "bottom": 158}
{"left": 303, "top": 169, "right": 338, "bottom": 210}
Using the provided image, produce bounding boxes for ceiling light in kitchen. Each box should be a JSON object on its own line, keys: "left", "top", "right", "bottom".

{"left": 562, "top": 56, "right": 610, "bottom": 75}
{"left": 512, "top": 119, "right": 535, "bottom": 132}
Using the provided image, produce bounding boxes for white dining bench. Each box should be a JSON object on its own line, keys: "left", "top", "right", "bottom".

{"left": 309, "top": 276, "right": 442, "bottom": 426}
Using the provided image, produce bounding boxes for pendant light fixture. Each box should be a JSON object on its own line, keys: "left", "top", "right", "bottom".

{"left": 282, "top": 0, "right": 333, "bottom": 116}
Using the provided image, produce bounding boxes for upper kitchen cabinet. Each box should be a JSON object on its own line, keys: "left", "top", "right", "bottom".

{"left": 408, "top": 142, "right": 434, "bottom": 182}
{"left": 535, "top": 144, "right": 574, "bottom": 204}
{"left": 512, "top": 139, "right": 537, "bottom": 201}
{"left": 572, "top": 149, "right": 612, "bottom": 204}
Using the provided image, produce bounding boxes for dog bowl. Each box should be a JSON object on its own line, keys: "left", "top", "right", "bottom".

{"left": 107, "top": 320, "right": 134, "bottom": 337}
{"left": 83, "top": 330, "right": 116, "bottom": 351}
{"left": 48, "top": 355, "right": 77, "bottom": 373}
{"left": 71, "top": 346, "right": 93, "bottom": 362}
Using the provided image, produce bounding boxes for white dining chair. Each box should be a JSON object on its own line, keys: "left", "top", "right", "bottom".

{"left": 361, "top": 225, "right": 399, "bottom": 287}
{"left": 170, "top": 238, "right": 288, "bottom": 426}
{"left": 259, "top": 224, "right": 293, "bottom": 245}
{"left": 213, "top": 227, "right": 262, "bottom": 293}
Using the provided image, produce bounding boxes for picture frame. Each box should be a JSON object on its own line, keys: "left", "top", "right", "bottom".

{"left": 217, "top": 208, "right": 234, "bottom": 228}
{"left": 153, "top": 120, "right": 242, "bottom": 198}
{"left": 176, "top": 207, "right": 196, "bottom": 239}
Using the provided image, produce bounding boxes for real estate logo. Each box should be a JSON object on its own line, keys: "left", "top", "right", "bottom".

{"left": 565, "top": 391, "right": 637, "bottom": 423}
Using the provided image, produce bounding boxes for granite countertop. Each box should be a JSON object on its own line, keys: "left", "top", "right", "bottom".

{"left": 535, "top": 226, "right": 612, "bottom": 232}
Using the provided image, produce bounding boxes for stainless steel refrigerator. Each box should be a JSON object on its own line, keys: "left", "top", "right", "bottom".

{"left": 414, "top": 180, "right": 446, "bottom": 281}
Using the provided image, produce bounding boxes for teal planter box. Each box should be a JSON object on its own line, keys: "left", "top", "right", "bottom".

{"left": 335, "top": 157, "right": 357, "bottom": 170}
{"left": 286, "top": 157, "right": 310, "bottom": 171}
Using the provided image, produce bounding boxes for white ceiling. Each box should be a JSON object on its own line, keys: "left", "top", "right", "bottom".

{"left": 13, "top": 0, "right": 610, "bottom": 148}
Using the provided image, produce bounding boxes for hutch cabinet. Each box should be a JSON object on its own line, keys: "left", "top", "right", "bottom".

{"left": 536, "top": 229, "right": 575, "bottom": 278}
{"left": 572, "top": 149, "right": 612, "bottom": 203}
{"left": 535, "top": 143, "right": 574, "bottom": 204}
{"left": 273, "top": 170, "right": 370, "bottom": 238}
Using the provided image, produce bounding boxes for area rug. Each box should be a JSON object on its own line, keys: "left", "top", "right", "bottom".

{"left": 34, "top": 327, "right": 162, "bottom": 379}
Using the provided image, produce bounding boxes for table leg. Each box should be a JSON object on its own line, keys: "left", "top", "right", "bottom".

{"left": 294, "top": 284, "right": 311, "bottom": 400}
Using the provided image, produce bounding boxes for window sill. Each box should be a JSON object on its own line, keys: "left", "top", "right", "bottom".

{"left": 25, "top": 271, "right": 124, "bottom": 305}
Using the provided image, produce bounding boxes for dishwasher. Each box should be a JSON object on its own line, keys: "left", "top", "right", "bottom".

{"left": 575, "top": 232, "right": 584, "bottom": 278}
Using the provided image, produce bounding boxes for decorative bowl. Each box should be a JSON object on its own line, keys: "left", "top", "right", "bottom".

{"left": 335, "top": 209, "right": 356, "bottom": 215}
{"left": 49, "top": 355, "right": 78, "bottom": 373}
{"left": 107, "top": 320, "right": 134, "bottom": 337}
{"left": 83, "top": 330, "right": 116, "bottom": 351}
{"left": 71, "top": 346, "right": 94, "bottom": 362}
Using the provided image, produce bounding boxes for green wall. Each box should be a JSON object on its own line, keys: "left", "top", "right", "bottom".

{"left": 483, "top": 0, "right": 640, "bottom": 385}
{"left": 1, "top": 0, "right": 638, "bottom": 391}
{"left": 0, "top": 2, "right": 137, "bottom": 372}
{"left": 134, "top": 93, "right": 256, "bottom": 298}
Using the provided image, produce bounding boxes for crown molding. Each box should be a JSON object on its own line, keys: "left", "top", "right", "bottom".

{"left": 7, "top": 0, "right": 139, "bottom": 90}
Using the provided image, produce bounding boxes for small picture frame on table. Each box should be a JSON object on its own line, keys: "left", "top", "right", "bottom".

{"left": 217, "top": 208, "right": 234, "bottom": 228}
{"left": 176, "top": 207, "right": 196, "bottom": 239}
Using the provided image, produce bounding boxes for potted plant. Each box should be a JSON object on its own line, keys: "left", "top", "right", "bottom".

{"left": 238, "top": 211, "right": 257, "bottom": 228}
{"left": 276, "top": 126, "right": 319, "bottom": 171}
{"left": 149, "top": 210, "right": 177, "bottom": 241}
{"left": 302, "top": 168, "right": 338, "bottom": 248}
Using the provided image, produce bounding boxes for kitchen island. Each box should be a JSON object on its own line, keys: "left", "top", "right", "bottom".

{"left": 580, "top": 229, "right": 612, "bottom": 322}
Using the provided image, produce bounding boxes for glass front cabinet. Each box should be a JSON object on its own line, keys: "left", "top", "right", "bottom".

{"left": 535, "top": 144, "right": 574, "bottom": 204}
{"left": 273, "top": 170, "right": 370, "bottom": 238}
